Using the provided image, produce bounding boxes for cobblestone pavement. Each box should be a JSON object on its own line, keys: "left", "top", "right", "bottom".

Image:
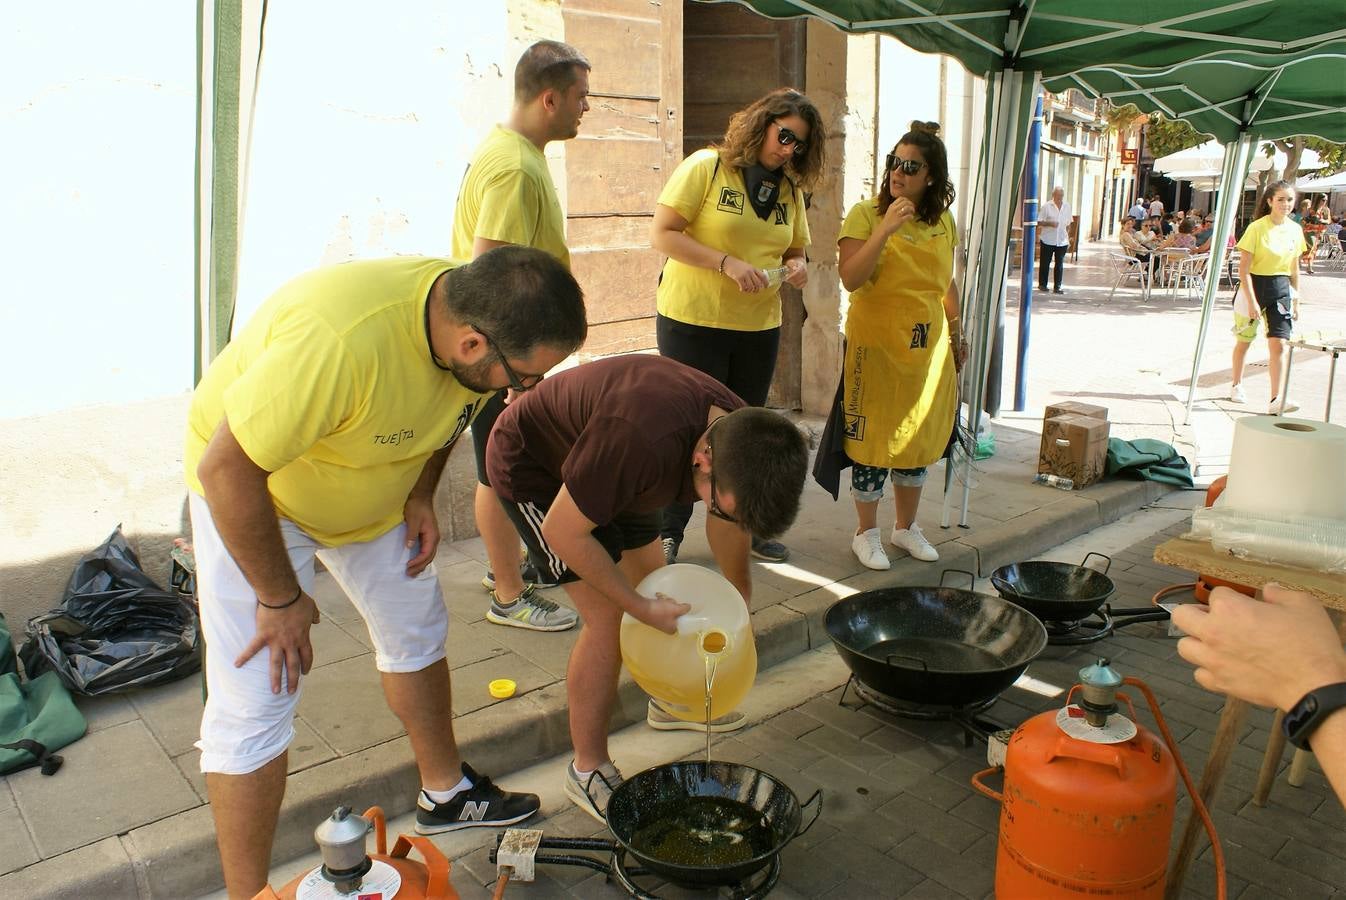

{"left": 255, "top": 501, "right": 1345, "bottom": 900}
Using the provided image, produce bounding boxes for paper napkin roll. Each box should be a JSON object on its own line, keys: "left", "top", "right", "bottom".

{"left": 1222, "top": 416, "right": 1346, "bottom": 521}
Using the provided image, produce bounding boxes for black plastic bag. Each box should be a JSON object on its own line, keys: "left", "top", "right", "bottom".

{"left": 20, "top": 527, "right": 201, "bottom": 695}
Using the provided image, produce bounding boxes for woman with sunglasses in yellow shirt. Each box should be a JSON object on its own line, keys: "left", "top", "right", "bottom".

{"left": 836, "top": 121, "right": 966, "bottom": 570}
{"left": 651, "top": 88, "right": 827, "bottom": 566}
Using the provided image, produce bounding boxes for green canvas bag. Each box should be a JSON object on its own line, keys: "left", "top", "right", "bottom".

{"left": 1, "top": 613, "right": 86, "bottom": 775}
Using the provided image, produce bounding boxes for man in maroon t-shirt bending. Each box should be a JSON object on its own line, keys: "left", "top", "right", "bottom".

{"left": 486, "top": 354, "right": 807, "bottom": 822}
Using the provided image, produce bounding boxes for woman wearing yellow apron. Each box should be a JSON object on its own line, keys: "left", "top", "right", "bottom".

{"left": 837, "top": 121, "right": 966, "bottom": 569}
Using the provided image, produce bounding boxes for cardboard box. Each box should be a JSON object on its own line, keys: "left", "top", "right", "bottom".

{"left": 1038, "top": 414, "right": 1110, "bottom": 487}
{"left": 1044, "top": 400, "right": 1108, "bottom": 423}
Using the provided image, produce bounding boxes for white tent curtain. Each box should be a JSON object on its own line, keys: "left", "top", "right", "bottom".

{"left": 194, "top": 0, "right": 267, "bottom": 383}
{"left": 954, "top": 66, "right": 1042, "bottom": 525}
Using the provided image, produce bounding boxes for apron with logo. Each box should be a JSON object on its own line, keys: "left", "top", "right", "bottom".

{"left": 841, "top": 218, "right": 957, "bottom": 470}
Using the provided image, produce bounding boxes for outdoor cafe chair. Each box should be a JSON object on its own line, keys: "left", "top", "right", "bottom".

{"left": 1107, "top": 252, "right": 1146, "bottom": 300}
{"left": 1322, "top": 233, "right": 1344, "bottom": 270}
{"left": 1157, "top": 247, "right": 1191, "bottom": 295}
{"left": 1171, "top": 252, "right": 1210, "bottom": 302}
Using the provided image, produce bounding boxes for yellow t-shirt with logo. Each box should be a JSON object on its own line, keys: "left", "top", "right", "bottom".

{"left": 656, "top": 148, "right": 810, "bottom": 332}
{"left": 450, "top": 125, "right": 569, "bottom": 267}
{"left": 1236, "top": 216, "right": 1307, "bottom": 276}
{"left": 184, "top": 257, "right": 489, "bottom": 546}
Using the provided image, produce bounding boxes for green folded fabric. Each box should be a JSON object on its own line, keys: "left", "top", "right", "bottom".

{"left": 1105, "top": 438, "right": 1195, "bottom": 488}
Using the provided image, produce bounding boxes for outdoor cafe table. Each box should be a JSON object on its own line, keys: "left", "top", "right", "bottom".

{"left": 1278, "top": 331, "right": 1345, "bottom": 422}
{"left": 1153, "top": 536, "right": 1346, "bottom": 898}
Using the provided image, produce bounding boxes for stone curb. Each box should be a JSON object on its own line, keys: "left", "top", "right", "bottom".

{"left": 6, "top": 479, "right": 1168, "bottom": 899}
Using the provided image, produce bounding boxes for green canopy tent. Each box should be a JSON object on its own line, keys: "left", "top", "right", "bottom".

{"left": 1056, "top": 44, "right": 1346, "bottom": 421}
{"left": 703, "top": 0, "right": 1346, "bottom": 524}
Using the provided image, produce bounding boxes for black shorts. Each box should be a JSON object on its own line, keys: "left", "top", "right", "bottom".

{"left": 499, "top": 495, "right": 661, "bottom": 586}
{"left": 1250, "top": 273, "right": 1294, "bottom": 340}
{"left": 470, "top": 390, "right": 509, "bottom": 485}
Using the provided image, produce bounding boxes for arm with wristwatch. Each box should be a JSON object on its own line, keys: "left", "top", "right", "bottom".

{"left": 1171, "top": 583, "right": 1346, "bottom": 805}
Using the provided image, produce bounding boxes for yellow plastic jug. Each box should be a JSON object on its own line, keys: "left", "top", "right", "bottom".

{"left": 620, "top": 564, "right": 757, "bottom": 722}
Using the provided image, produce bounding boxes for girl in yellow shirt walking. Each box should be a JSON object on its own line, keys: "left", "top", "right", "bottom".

{"left": 1229, "top": 181, "right": 1306, "bottom": 414}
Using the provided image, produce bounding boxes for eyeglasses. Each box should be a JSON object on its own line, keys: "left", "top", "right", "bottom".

{"left": 703, "top": 420, "right": 739, "bottom": 525}
{"left": 469, "top": 323, "right": 545, "bottom": 393}
{"left": 886, "top": 153, "right": 927, "bottom": 175}
{"left": 774, "top": 122, "right": 808, "bottom": 157}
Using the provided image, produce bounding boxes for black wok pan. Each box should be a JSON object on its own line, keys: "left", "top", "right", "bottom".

{"left": 990, "top": 552, "right": 1116, "bottom": 622}
{"left": 824, "top": 571, "right": 1047, "bottom": 707}
{"left": 605, "top": 760, "right": 822, "bottom": 887}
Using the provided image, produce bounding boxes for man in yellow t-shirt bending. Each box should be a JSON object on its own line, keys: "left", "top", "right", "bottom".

{"left": 452, "top": 40, "right": 589, "bottom": 632}
{"left": 186, "top": 246, "right": 585, "bottom": 899}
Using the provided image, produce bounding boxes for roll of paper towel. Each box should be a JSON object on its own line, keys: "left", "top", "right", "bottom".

{"left": 1222, "top": 416, "right": 1346, "bottom": 521}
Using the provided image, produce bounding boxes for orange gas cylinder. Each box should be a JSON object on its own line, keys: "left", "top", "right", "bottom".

{"left": 256, "top": 806, "right": 458, "bottom": 900}
{"left": 973, "top": 661, "right": 1183, "bottom": 899}
{"left": 1194, "top": 476, "right": 1257, "bottom": 603}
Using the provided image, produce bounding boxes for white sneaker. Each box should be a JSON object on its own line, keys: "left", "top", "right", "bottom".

{"left": 851, "top": 528, "right": 890, "bottom": 570}
{"left": 890, "top": 523, "right": 939, "bottom": 561}
{"left": 1270, "top": 398, "right": 1299, "bottom": 415}
{"left": 1229, "top": 384, "right": 1246, "bottom": 404}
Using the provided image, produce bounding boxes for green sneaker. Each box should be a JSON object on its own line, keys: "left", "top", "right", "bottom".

{"left": 486, "top": 585, "right": 577, "bottom": 632}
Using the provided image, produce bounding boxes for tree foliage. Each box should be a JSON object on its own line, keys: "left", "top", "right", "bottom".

{"left": 1144, "top": 115, "right": 1211, "bottom": 160}
{"left": 1104, "top": 103, "right": 1211, "bottom": 159}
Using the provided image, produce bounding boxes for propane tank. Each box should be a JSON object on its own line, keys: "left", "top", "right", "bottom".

{"left": 973, "top": 659, "right": 1177, "bottom": 898}
{"left": 254, "top": 805, "right": 457, "bottom": 900}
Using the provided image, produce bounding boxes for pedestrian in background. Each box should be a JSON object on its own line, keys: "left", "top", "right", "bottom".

{"left": 1038, "top": 185, "right": 1071, "bottom": 295}
{"left": 1229, "top": 180, "right": 1305, "bottom": 413}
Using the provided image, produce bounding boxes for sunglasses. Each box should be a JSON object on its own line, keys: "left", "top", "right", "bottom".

{"left": 469, "top": 323, "right": 545, "bottom": 393}
{"left": 774, "top": 122, "right": 808, "bottom": 157}
{"left": 886, "top": 153, "right": 927, "bottom": 175}
{"left": 703, "top": 420, "right": 739, "bottom": 525}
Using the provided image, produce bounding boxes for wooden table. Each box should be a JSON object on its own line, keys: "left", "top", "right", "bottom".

{"left": 1154, "top": 537, "right": 1346, "bottom": 899}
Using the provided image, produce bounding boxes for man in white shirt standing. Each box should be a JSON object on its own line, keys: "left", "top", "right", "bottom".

{"left": 1149, "top": 193, "right": 1165, "bottom": 219}
{"left": 1038, "top": 186, "right": 1072, "bottom": 295}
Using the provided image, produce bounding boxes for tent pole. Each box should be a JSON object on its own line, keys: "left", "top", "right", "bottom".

{"left": 960, "top": 66, "right": 1041, "bottom": 526}
{"left": 1182, "top": 132, "right": 1257, "bottom": 424}
{"left": 1014, "top": 92, "right": 1044, "bottom": 411}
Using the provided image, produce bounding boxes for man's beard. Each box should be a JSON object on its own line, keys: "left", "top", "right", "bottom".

{"left": 448, "top": 357, "right": 497, "bottom": 393}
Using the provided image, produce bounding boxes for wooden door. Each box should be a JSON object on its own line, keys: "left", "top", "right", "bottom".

{"left": 562, "top": 0, "right": 683, "bottom": 359}
{"left": 684, "top": 2, "right": 807, "bottom": 409}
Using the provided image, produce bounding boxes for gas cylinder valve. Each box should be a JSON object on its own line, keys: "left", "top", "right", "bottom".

{"left": 314, "top": 806, "right": 373, "bottom": 893}
{"left": 1078, "top": 658, "right": 1123, "bottom": 727}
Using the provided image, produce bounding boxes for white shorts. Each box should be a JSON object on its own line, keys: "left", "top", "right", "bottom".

{"left": 189, "top": 493, "right": 448, "bottom": 775}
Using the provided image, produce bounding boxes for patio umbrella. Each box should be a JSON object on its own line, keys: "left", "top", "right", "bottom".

{"left": 1154, "top": 142, "right": 1323, "bottom": 179}
{"left": 1297, "top": 170, "right": 1346, "bottom": 194}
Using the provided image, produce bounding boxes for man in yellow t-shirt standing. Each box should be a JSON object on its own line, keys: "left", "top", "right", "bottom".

{"left": 186, "top": 247, "right": 586, "bottom": 899}
{"left": 453, "top": 40, "right": 589, "bottom": 632}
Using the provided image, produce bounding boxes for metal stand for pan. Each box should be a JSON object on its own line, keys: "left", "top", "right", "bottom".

{"left": 839, "top": 675, "right": 1010, "bottom": 747}
{"left": 1041, "top": 605, "right": 1172, "bottom": 646}
{"left": 489, "top": 834, "right": 781, "bottom": 900}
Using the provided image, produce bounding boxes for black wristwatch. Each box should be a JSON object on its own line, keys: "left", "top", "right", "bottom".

{"left": 1283, "top": 682, "right": 1346, "bottom": 751}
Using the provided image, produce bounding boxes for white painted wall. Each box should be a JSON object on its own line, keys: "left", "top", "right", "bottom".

{"left": 1, "top": 2, "right": 520, "bottom": 629}
{"left": 232, "top": 2, "right": 510, "bottom": 330}
{"left": 2, "top": 3, "right": 196, "bottom": 420}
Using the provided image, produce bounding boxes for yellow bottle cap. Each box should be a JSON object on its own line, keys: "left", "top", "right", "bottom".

{"left": 488, "top": 678, "right": 517, "bottom": 699}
